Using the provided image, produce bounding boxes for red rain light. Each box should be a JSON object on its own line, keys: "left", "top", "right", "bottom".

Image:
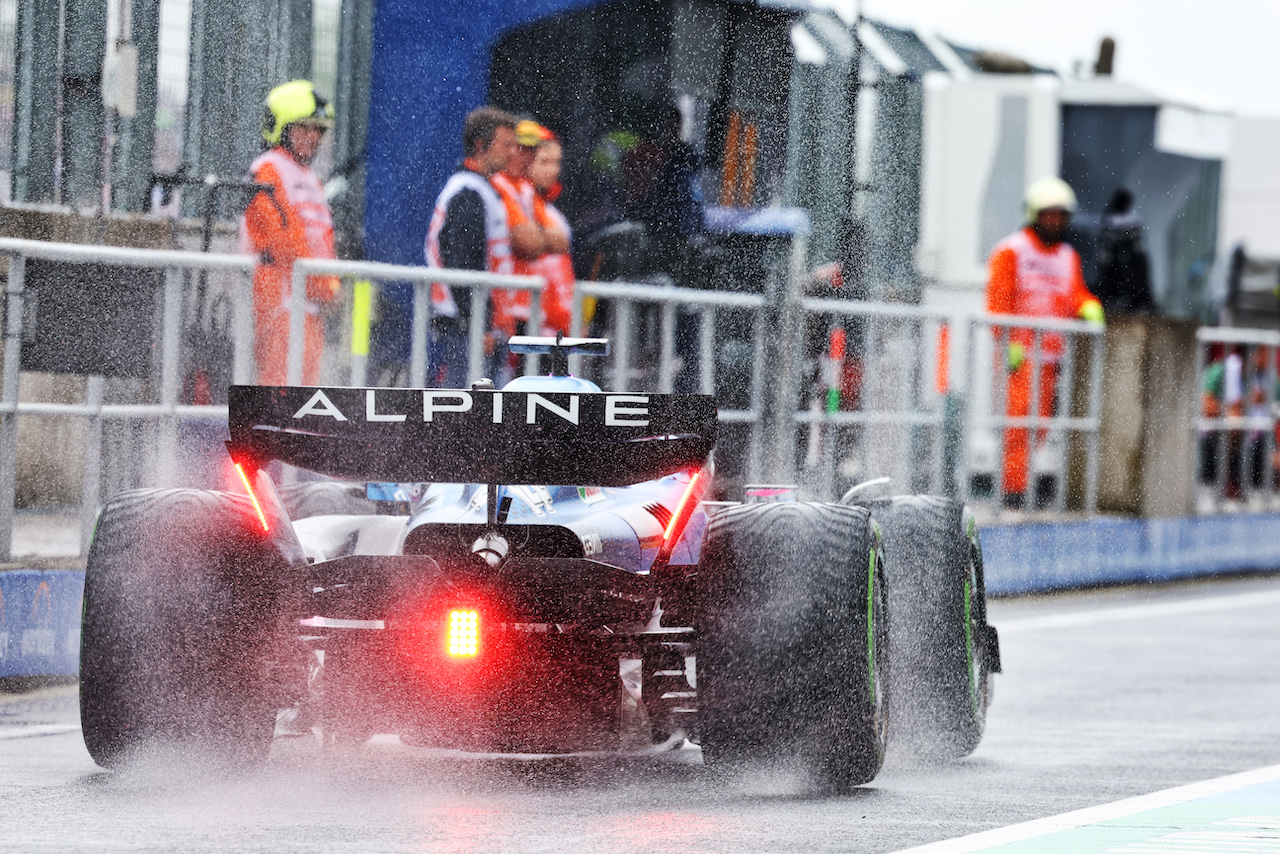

{"left": 447, "top": 609, "right": 479, "bottom": 657}
{"left": 234, "top": 462, "right": 271, "bottom": 533}
{"left": 664, "top": 470, "right": 702, "bottom": 542}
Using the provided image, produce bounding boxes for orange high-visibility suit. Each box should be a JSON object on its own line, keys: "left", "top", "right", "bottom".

{"left": 531, "top": 192, "right": 575, "bottom": 335}
{"left": 242, "top": 147, "right": 338, "bottom": 385}
{"left": 986, "top": 227, "right": 1098, "bottom": 496}
{"left": 490, "top": 173, "right": 575, "bottom": 336}
{"left": 489, "top": 172, "right": 535, "bottom": 337}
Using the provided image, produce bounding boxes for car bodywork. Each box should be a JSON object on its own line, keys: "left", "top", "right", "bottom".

{"left": 224, "top": 360, "right": 718, "bottom": 751}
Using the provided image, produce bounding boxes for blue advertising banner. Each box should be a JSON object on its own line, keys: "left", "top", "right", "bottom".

{"left": 0, "top": 570, "right": 84, "bottom": 678}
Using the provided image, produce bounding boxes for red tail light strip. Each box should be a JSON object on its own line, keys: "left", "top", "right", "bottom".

{"left": 664, "top": 470, "right": 702, "bottom": 542}
{"left": 234, "top": 462, "right": 271, "bottom": 533}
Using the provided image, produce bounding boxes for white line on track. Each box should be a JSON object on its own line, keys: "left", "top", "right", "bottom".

{"left": 995, "top": 589, "right": 1280, "bottom": 633}
{"left": 890, "top": 763, "right": 1280, "bottom": 853}
{"left": 0, "top": 724, "right": 80, "bottom": 740}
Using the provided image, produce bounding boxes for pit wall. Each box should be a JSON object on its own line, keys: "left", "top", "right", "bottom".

{"left": 4, "top": 511, "right": 1280, "bottom": 677}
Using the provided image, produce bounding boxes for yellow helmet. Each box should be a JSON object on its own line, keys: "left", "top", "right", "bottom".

{"left": 262, "top": 80, "right": 334, "bottom": 146}
{"left": 1024, "top": 176, "right": 1077, "bottom": 224}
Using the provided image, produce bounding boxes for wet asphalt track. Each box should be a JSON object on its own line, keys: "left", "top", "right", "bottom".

{"left": 2, "top": 573, "right": 1280, "bottom": 853}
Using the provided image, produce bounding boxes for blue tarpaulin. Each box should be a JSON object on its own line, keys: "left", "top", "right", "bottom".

{"left": 0, "top": 570, "right": 84, "bottom": 679}
{"left": 364, "top": 0, "right": 596, "bottom": 269}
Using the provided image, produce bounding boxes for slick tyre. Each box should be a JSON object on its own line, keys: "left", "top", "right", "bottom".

{"left": 698, "top": 502, "right": 888, "bottom": 791}
{"left": 864, "top": 495, "right": 996, "bottom": 760}
{"left": 80, "top": 488, "right": 294, "bottom": 768}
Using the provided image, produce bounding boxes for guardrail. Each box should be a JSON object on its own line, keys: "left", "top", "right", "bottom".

{"left": 0, "top": 238, "right": 544, "bottom": 560}
{"left": 0, "top": 236, "right": 1113, "bottom": 559}
{"left": 1192, "top": 326, "right": 1280, "bottom": 513}
{"left": 960, "top": 312, "right": 1106, "bottom": 514}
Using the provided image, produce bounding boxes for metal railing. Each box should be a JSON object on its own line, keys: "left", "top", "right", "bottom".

{"left": 0, "top": 236, "right": 1115, "bottom": 559}
{"left": 1192, "top": 327, "right": 1280, "bottom": 513}
{"left": 0, "top": 238, "right": 544, "bottom": 559}
{"left": 960, "top": 312, "right": 1106, "bottom": 514}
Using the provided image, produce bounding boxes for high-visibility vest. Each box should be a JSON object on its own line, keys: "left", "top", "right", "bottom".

{"left": 986, "top": 227, "right": 1096, "bottom": 361}
{"left": 532, "top": 196, "right": 575, "bottom": 335}
{"left": 242, "top": 146, "right": 338, "bottom": 314}
{"left": 425, "top": 170, "right": 513, "bottom": 318}
{"left": 489, "top": 172, "right": 535, "bottom": 334}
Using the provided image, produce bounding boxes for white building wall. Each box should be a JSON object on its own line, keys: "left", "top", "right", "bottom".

{"left": 1220, "top": 116, "right": 1280, "bottom": 258}
{"left": 915, "top": 72, "right": 1062, "bottom": 312}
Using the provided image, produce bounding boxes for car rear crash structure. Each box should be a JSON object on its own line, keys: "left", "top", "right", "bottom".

{"left": 78, "top": 337, "right": 1001, "bottom": 790}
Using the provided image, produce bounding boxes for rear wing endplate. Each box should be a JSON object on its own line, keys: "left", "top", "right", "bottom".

{"left": 227, "top": 386, "right": 717, "bottom": 487}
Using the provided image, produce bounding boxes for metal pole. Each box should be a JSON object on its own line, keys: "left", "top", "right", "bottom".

{"left": 992, "top": 323, "right": 1008, "bottom": 507}
{"left": 1055, "top": 333, "right": 1077, "bottom": 513}
{"left": 286, "top": 265, "right": 306, "bottom": 385}
{"left": 232, "top": 267, "right": 254, "bottom": 384}
{"left": 747, "top": 304, "right": 767, "bottom": 484}
{"left": 699, "top": 306, "right": 716, "bottom": 395}
{"left": 956, "top": 313, "right": 975, "bottom": 504}
{"left": 113, "top": 0, "right": 160, "bottom": 212}
{"left": 157, "top": 267, "right": 183, "bottom": 485}
{"left": 79, "top": 375, "right": 104, "bottom": 555}
{"left": 62, "top": 0, "right": 108, "bottom": 208}
{"left": 0, "top": 255, "right": 27, "bottom": 560}
{"left": 409, "top": 279, "right": 430, "bottom": 387}
{"left": 11, "top": 0, "right": 60, "bottom": 202}
{"left": 525, "top": 287, "right": 543, "bottom": 376}
{"left": 467, "top": 286, "right": 486, "bottom": 385}
{"left": 614, "top": 299, "right": 632, "bottom": 392}
{"left": 658, "top": 302, "right": 676, "bottom": 393}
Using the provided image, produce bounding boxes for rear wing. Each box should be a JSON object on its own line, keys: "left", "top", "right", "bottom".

{"left": 227, "top": 385, "right": 717, "bottom": 487}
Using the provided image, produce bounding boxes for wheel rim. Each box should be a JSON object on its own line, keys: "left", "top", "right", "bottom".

{"left": 964, "top": 550, "right": 982, "bottom": 717}
{"left": 869, "top": 547, "right": 888, "bottom": 745}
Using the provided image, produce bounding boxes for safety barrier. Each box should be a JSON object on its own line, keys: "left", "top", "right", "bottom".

{"left": 960, "top": 313, "right": 1106, "bottom": 514}
{"left": 1192, "top": 326, "right": 1280, "bottom": 513}
{"left": 0, "top": 238, "right": 544, "bottom": 560}
{"left": 0, "top": 236, "right": 1113, "bottom": 560}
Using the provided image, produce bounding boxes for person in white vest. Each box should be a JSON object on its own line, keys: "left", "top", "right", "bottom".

{"left": 424, "top": 106, "right": 518, "bottom": 388}
{"left": 242, "top": 79, "right": 339, "bottom": 385}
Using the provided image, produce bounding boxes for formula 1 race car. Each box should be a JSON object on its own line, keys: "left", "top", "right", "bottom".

{"left": 78, "top": 337, "right": 1000, "bottom": 790}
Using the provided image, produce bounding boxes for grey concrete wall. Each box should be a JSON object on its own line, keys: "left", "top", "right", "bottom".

{"left": 1095, "top": 315, "right": 1197, "bottom": 518}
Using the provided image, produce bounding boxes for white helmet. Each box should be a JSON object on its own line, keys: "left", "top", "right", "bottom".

{"left": 1024, "top": 176, "right": 1077, "bottom": 224}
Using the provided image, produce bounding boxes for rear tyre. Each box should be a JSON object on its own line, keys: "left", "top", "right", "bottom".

{"left": 697, "top": 502, "right": 888, "bottom": 791}
{"left": 863, "top": 495, "right": 996, "bottom": 760}
{"left": 80, "top": 488, "right": 294, "bottom": 768}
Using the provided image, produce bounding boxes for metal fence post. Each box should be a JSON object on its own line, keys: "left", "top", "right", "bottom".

{"left": 525, "top": 288, "right": 543, "bottom": 376}
{"left": 409, "top": 278, "right": 430, "bottom": 388}
{"left": 286, "top": 265, "right": 306, "bottom": 385}
{"left": 79, "top": 375, "right": 104, "bottom": 555}
{"left": 468, "top": 286, "right": 486, "bottom": 385}
{"left": 0, "top": 254, "right": 26, "bottom": 560}
{"left": 157, "top": 267, "right": 183, "bottom": 486}
{"left": 747, "top": 306, "right": 767, "bottom": 484}
{"left": 658, "top": 301, "right": 676, "bottom": 394}
{"left": 233, "top": 267, "right": 254, "bottom": 384}
{"left": 614, "top": 299, "right": 632, "bottom": 392}
{"left": 699, "top": 306, "right": 716, "bottom": 395}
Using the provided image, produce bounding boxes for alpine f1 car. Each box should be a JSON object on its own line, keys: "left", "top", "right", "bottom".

{"left": 78, "top": 336, "right": 1000, "bottom": 789}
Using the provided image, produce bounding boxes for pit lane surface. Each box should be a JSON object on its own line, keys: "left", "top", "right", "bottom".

{"left": 3, "top": 574, "right": 1280, "bottom": 854}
